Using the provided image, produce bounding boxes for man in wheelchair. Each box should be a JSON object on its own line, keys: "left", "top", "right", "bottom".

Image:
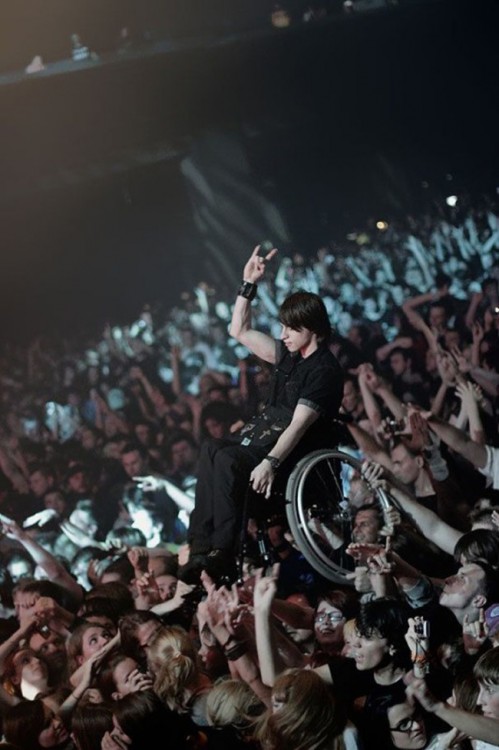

{"left": 182, "top": 245, "right": 343, "bottom": 581}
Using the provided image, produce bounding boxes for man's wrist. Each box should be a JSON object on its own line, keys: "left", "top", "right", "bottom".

{"left": 238, "top": 280, "right": 257, "bottom": 301}
{"left": 264, "top": 455, "right": 280, "bottom": 471}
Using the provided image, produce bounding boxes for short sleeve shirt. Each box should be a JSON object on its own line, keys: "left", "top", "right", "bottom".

{"left": 478, "top": 445, "right": 499, "bottom": 490}
{"left": 268, "top": 340, "right": 344, "bottom": 453}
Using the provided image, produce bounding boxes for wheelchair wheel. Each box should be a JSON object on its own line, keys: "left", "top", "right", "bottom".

{"left": 285, "top": 449, "right": 392, "bottom": 584}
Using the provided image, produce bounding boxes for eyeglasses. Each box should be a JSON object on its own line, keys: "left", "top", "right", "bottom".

{"left": 389, "top": 712, "right": 422, "bottom": 734}
{"left": 315, "top": 612, "right": 345, "bottom": 624}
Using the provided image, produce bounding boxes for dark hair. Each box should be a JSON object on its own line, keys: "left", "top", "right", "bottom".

{"left": 452, "top": 674, "right": 479, "bottom": 711}
{"left": 353, "top": 503, "right": 384, "bottom": 527}
{"left": 72, "top": 704, "right": 113, "bottom": 750}
{"left": 356, "top": 598, "right": 411, "bottom": 669}
{"left": 482, "top": 277, "right": 498, "bottom": 294}
{"left": 167, "top": 429, "right": 199, "bottom": 451}
{"left": 86, "top": 580, "right": 135, "bottom": 609}
{"left": 453, "top": 529, "right": 499, "bottom": 568}
{"left": 470, "top": 506, "right": 499, "bottom": 527}
{"left": 474, "top": 646, "right": 499, "bottom": 685}
{"left": 113, "top": 690, "right": 194, "bottom": 749}
{"left": 97, "top": 556, "right": 135, "bottom": 586}
{"left": 4, "top": 699, "right": 52, "bottom": 750}
{"left": 279, "top": 291, "right": 331, "bottom": 342}
{"left": 105, "top": 527, "right": 147, "bottom": 548}
{"left": 121, "top": 442, "right": 148, "bottom": 459}
{"left": 13, "top": 579, "right": 73, "bottom": 610}
{"left": 318, "top": 588, "right": 359, "bottom": 620}
{"left": 479, "top": 562, "right": 499, "bottom": 607}
{"left": 28, "top": 463, "right": 55, "bottom": 481}
{"left": 389, "top": 346, "right": 412, "bottom": 361}
{"left": 98, "top": 652, "right": 137, "bottom": 701}
{"left": 119, "top": 611, "right": 162, "bottom": 664}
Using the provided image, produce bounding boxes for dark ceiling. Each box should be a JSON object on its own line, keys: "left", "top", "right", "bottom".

{"left": 0, "top": 0, "right": 497, "bottom": 340}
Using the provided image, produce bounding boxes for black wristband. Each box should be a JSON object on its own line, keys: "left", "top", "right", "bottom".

{"left": 264, "top": 455, "right": 280, "bottom": 471}
{"left": 238, "top": 280, "right": 257, "bottom": 301}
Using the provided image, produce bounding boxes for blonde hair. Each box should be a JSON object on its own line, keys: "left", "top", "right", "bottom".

{"left": 257, "top": 669, "right": 345, "bottom": 750}
{"left": 148, "top": 626, "right": 200, "bottom": 712}
{"left": 206, "top": 679, "right": 265, "bottom": 729}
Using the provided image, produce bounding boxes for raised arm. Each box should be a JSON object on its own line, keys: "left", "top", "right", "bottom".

{"left": 1, "top": 518, "right": 83, "bottom": 605}
{"left": 426, "top": 415, "right": 487, "bottom": 470}
{"left": 361, "top": 461, "right": 462, "bottom": 556}
{"left": 229, "top": 245, "right": 278, "bottom": 364}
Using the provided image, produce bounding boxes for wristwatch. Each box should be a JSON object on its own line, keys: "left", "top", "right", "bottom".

{"left": 264, "top": 455, "right": 280, "bottom": 471}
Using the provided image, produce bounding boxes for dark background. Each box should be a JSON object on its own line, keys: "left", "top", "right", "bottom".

{"left": 0, "top": 0, "right": 497, "bottom": 340}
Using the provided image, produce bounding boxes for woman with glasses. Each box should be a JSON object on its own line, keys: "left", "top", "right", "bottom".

{"left": 264, "top": 586, "right": 359, "bottom": 667}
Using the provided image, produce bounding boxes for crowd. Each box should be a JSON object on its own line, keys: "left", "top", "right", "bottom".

{"left": 0, "top": 194, "right": 498, "bottom": 749}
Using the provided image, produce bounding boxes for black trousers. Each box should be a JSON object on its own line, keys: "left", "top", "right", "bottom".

{"left": 188, "top": 438, "right": 268, "bottom": 554}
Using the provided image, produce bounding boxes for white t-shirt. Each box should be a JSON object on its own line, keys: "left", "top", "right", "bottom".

{"left": 478, "top": 446, "right": 499, "bottom": 490}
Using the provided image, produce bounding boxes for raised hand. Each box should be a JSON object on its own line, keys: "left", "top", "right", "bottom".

{"left": 127, "top": 546, "right": 149, "bottom": 574}
{"left": 346, "top": 542, "right": 385, "bottom": 566}
{"left": 405, "top": 616, "right": 430, "bottom": 677}
{"left": 242, "top": 245, "right": 278, "bottom": 284}
{"left": 361, "top": 460, "right": 389, "bottom": 491}
{"left": 133, "top": 474, "right": 163, "bottom": 492}
{"left": 380, "top": 507, "right": 401, "bottom": 537}
{"left": 253, "top": 564, "right": 280, "bottom": 611}
{"left": 345, "top": 565, "right": 371, "bottom": 593}
{"left": 463, "top": 609, "right": 488, "bottom": 655}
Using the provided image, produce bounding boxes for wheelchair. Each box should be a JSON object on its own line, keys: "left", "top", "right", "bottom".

{"left": 284, "top": 449, "right": 392, "bottom": 585}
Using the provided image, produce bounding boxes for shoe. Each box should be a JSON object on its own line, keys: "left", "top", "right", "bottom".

{"left": 177, "top": 553, "right": 209, "bottom": 585}
{"left": 205, "top": 549, "right": 237, "bottom": 586}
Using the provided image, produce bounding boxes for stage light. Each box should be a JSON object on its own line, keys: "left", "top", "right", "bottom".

{"left": 446, "top": 195, "right": 458, "bottom": 207}
{"left": 376, "top": 220, "right": 389, "bottom": 231}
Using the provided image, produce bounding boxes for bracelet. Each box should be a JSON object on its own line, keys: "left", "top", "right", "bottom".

{"left": 225, "top": 641, "right": 248, "bottom": 661}
{"left": 237, "top": 280, "right": 257, "bottom": 301}
{"left": 264, "top": 455, "right": 280, "bottom": 471}
{"left": 221, "top": 634, "right": 236, "bottom": 650}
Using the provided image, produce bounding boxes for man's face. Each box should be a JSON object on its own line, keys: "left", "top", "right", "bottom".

{"left": 439, "top": 564, "right": 485, "bottom": 612}
{"left": 342, "top": 381, "right": 360, "bottom": 413}
{"left": 429, "top": 305, "right": 447, "bottom": 331}
{"left": 80, "top": 428, "right": 97, "bottom": 451}
{"left": 391, "top": 444, "right": 421, "bottom": 486}
{"left": 353, "top": 629, "right": 390, "bottom": 671}
{"left": 68, "top": 471, "right": 89, "bottom": 494}
{"left": 352, "top": 509, "right": 380, "bottom": 544}
{"left": 156, "top": 574, "right": 177, "bottom": 601}
{"left": 390, "top": 352, "right": 408, "bottom": 377}
{"left": 171, "top": 440, "right": 196, "bottom": 471}
{"left": 203, "top": 417, "right": 225, "bottom": 440}
{"left": 29, "top": 471, "right": 51, "bottom": 498}
{"left": 121, "top": 450, "right": 145, "bottom": 478}
{"left": 8, "top": 559, "right": 34, "bottom": 584}
{"left": 134, "top": 424, "right": 152, "bottom": 447}
{"left": 280, "top": 325, "right": 316, "bottom": 356}
{"left": 29, "top": 631, "right": 67, "bottom": 672}
{"left": 44, "top": 491, "right": 66, "bottom": 516}
{"left": 444, "top": 330, "right": 461, "bottom": 350}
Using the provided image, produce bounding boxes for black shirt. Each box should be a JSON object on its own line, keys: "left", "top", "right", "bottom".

{"left": 269, "top": 340, "right": 344, "bottom": 455}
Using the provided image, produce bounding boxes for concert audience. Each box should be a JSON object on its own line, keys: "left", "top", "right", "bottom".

{"left": 0, "top": 195, "right": 497, "bottom": 749}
